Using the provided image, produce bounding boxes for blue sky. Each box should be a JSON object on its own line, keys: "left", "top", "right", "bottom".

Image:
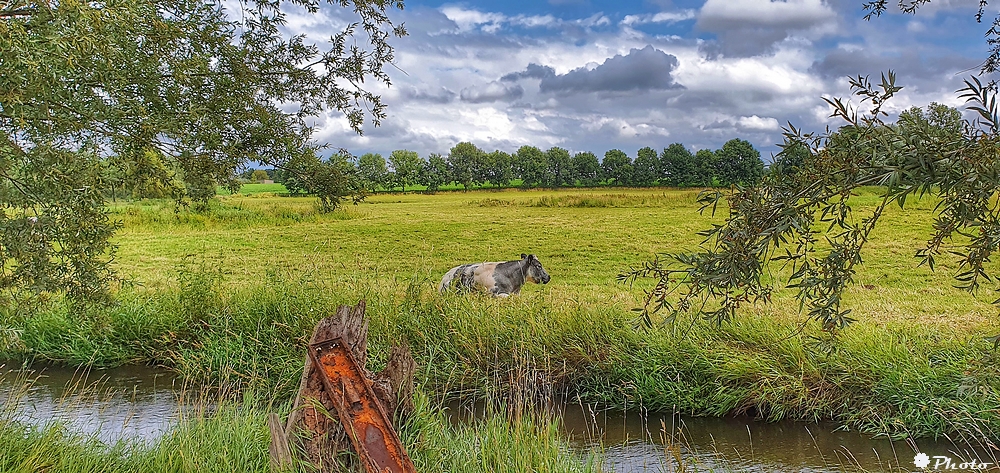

{"left": 277, "top": 0, "right": 992, "bottom": 161}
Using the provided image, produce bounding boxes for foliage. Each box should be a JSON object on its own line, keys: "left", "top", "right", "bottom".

{"left": 357, "top": 152, "right": 390, "bottom": 193}
{"left": 602, "top": 149, "right": 632, "bottom": 186}
{"left": 632, "top": 146, "right": 660, "bottom": 187}
{"left": 250, "top": 170, "right": 270, "bottom": 183}
{"left": 514, "top": 145, "right": 549, "bottom": 188}
{"left": 448, "top": 142, "right": 485, "bottom": 190}
{"left": 421, "top": 153, "right": 451, "bottom": 192}
{"left": 621, "top": 72, "right": 1000, "bottom": 339}
{"left": 0, "top": 0, "right": 405, "bottom": 304}
{"left": 714, "top": 138, "right": 764, "bottom": 187}
{"left": 389, "top": 149, "right": 422, "bottom": 192}
{"left": 482, "top": 150, "right": 514, "bottom": 188}
{"left": 660, "top": 143, "right": 695, "bottom": 186}
{"left": 571, "top": 151, "right": 602, "bottom": 186}
{"left": 545, "top": 147, "right": 574, "bottom": 187}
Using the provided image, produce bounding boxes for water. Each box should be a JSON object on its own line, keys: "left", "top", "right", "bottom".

{"left": 2, "top": 364, "right": 996, "bottom": 471}
{"left": 447, "top": 400, "right": 1000, "bottom": 472}
{"left": 0, "top": 363, "right": 183, "bottom": 444}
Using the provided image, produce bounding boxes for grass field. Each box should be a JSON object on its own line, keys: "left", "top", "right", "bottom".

{"left": 2, "top": 187, "right": 999, "bottom": 470}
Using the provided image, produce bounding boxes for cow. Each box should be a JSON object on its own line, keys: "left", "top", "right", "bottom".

{"left": 439, "top": 254, "right": 550, "bottom": 297}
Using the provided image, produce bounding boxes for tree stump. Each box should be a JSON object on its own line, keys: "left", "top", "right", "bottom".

{"left": 270, "top": 300, "right": 417, "bottom": 472}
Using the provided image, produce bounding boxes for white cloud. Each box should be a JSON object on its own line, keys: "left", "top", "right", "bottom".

{"left": 621, "top": 10, "right": 696, "bottom": 26}
{"left": 698, "top": 0, "right": 835, "bottom": 29}
{"left": 737, "top": 115, "right": 781, "bottom": 131}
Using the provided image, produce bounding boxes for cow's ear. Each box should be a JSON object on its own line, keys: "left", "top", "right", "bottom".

{"left": 521, "top": 253, "right": 527, "bottom": 259}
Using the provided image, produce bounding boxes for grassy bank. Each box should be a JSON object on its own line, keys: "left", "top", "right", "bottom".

{"left": 2, "top": 188, "right": 999, "bottom": 444}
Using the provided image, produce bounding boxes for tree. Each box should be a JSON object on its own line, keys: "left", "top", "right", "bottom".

{"left": 1, "top": 0, "right": 405, "bottom": 304}
{"left": 660, "top": 143, "right": 694, "bottom": 186}
{"left": 251, "top": 170, "right": 270, "bottom": 183}
{"left": 714, "top": 138, "right": 764, "bottom": 187}
{"left": 515, "top": 145, "right": 550, "bottom": 188}
{"left": 448, "top": 142, "right": 485, "bottom": 190}
{"left": 357, "top": 153, "right": 389, "bottom": 193}
{"left": 421, "top": 153, "right": 450, "bottom": 192}
{"left": 572, "top": 151, "right": 602, "bottom": 186}
{"left": 621, "top": 72, "right": 1000, "bottom": 340}
{"left": 482, "top": 150, "right": 514, "bottom": 188}
{"left": 546, "top": 147, "right": 574, "bottom": 187}
{"left": 389, "top": 150, "right": 422, "bottom": 192}
{"left": 693, "top": 149, "right": 717, "bottom": 187}
{"left": 633, "top": 147, "right": 660, "bottom": 187}
{"left": 603, "top": 149, "right": 633, "bottom": 186}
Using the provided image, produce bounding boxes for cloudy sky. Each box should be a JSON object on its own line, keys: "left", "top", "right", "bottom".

{"left": 281, "top": 0, "right": 991, "bottom": 161}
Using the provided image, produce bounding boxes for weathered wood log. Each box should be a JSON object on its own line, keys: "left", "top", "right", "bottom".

{"left": 372, "top": 343, "right": 416, "bottom": 424}
{"left": 267, "top": 412, "right": 293, "bottom": 471}
{"left": 277, "top": 300, "right": 417, "bottom": 473}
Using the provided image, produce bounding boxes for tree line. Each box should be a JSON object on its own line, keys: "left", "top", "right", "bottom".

{"left": 252, "top": 138, "right": 766, "bottom": 193}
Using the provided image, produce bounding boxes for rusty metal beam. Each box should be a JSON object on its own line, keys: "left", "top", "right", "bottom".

{"left": 308, "top": 337, "right": 417, "bottom": 473}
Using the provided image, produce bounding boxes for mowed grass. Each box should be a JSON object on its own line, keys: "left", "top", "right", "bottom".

{"left": 4, "top": 187, "right": 1000, "bottom": 448}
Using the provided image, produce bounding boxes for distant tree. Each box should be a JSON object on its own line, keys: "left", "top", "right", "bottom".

{"left": 572, "top": 151, "right": 602, "bottom": 186}
{"left": 693, "top": 149, "right": 717, "bottom": 187}
{"left": 421, "top": 153, "right": 450, "bottom": 192}
{"left": 546, "top": 147, "right": 574, "bottom": 187}
{"left": 771, "top": 140, "right": 810, "bottom": 177}
{"left": 660, "top": 143, "right": 694, "bottom": 186}
{"left": 251, "top": 170, "right": 269, "bottom": 183}
{"left": 483, "top": 150, "right": 514, "bottom": 188}
{"left": 357, "top": 153, "right": 389, "bottom": 193}
{"left": 389, "top": 150, "right": 422, "bottom": 192}
{"left": 715, "top": 138, "right": 764, "bottom": 187}
{"left": 448, "top": 142, "right": 485, "bottom": 190}
{"left": 515, "top": 145, "right": 550, "bottom": 188}
{"left": 603, "top": 149, "right": 633, "bottom": 186}
{"left": 633, "top": 147, "right": 660, "bottom": 187}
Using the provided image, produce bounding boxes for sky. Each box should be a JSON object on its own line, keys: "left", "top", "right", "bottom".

{"left": 276, "top": 0, "right": 992, "bottom": 161}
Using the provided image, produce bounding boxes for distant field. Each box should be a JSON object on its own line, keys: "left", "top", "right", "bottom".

{"left": 215, "top": 182, "right": 291, "bottom": 195}
{"left": 115, "top": 187, "right": 997, "bottom": 327}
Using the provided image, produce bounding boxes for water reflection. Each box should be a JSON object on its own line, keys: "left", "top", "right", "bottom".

{"left": 448, "top": 400, "right": 1000, "bottom": 472}
{"left": 0, "top": 363, "right": 182, "bottom": 444}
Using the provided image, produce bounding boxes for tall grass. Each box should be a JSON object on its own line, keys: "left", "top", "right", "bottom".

{"left": 3, "top": 269, "right": 997, "bottom": 442}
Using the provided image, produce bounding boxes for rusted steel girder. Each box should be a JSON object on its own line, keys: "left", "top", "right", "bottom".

{"left": 308, "top": 337, "right": 417, "bottom": 473}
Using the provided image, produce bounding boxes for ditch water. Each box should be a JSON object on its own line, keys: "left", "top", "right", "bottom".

{"left": 1, "top": 363, "right": 997, "bottom": 472}
{"left": 0, "top": 363, "right": 183, "bottom": 444}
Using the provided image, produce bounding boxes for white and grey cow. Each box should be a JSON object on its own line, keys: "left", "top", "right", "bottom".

{"left": 439, "top": 254, "right": 550, "bottom": 297}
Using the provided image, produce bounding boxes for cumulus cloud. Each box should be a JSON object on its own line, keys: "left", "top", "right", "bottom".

{"left": 737, "top": 115, "right": 781, "bottom": 131}
{"left": 696, "top": 0, "right": 837, "bottom": 56}
{"left": 460, "top": 82, "right": 525, "bottom": 103}
{"left": 539, "top": 45, "right": 683, "bottom": 94}
{"left": 500, "top": 63, "right": 557, "bottom": 82}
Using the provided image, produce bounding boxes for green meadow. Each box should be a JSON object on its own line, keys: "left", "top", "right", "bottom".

{"left": 3, "top": 187, "right": 999, "bottom": 470}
